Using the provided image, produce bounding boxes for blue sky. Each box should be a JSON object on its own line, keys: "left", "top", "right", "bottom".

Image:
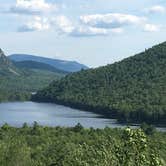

{"left": 0, "top": 0, "right": 166, "bottom": 67}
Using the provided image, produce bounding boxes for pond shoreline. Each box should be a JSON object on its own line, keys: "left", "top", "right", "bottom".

{"left": 0, "top": 101, "right": 165, "bottom": 132}
{"left": 31, "top": 97, "right": 166, "bottom": 128}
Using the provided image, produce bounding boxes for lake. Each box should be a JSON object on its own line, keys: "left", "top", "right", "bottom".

{"left": 0, "top": 101, "right": 165, "bottom": 131}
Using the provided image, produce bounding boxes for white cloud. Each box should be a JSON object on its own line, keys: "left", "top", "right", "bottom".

{"left": 145, "top": 5, "right": 165, "bottom": 14}
{"left": 80, "top": 13, "right": 146, "bottom": 29}
{"left": 80, "top": 13, "right": 162, "bottom": 34}
{"left": 51, "top": 16, "right": 74, "bottom": 34}
{"left": 70, "top": 26, "right": 108, "bottom": 37}
{"left": 18, "top": 15, "right": 74, "bottom": 34}
{"left": 18, "top": 15, "right": 108, "bottom": 37}
{"left": 16, "top": 10, "right": 161, "bottom": 36}
{"left": 51, "top": 16, "right": 108, "bottom": 37}
{"left": 10, "top": 0, "right": 57, "bottom": 15}
{"left": 18, "top": 16, "right": 50, "bottom": 32}
{"left": 143, "top": 24, "right": 161, "bottom": 32}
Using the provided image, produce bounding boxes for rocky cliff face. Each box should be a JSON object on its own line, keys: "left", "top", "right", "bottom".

{"left": 0, "top": 49, "right": 20, "bottom": 76}
{"left": 0, "top": 49, "right": 12, "bottom": 66}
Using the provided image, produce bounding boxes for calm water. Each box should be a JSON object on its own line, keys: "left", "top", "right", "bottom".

{"left": 0, "top": 102, "right": 165, "bottom": 131}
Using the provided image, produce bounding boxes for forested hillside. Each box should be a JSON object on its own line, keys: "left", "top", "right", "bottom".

{"left": 33, "top": 42, "right": 166, "bottom": 125}
{"left": 0, "top": 49, "right": 66, "bottom": 101}
{"left": 13, "top": 60, "right": 68, "bottom": 74}
{"left": 0, "top": 124, "right": 165, "bottom": 166}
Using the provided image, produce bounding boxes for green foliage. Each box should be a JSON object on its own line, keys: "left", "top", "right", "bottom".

{"left": 140, "top": 123, "right": 156, "bottom": 135}
{"left": 0, "top": 49, "right": 66, "bottom": 102}
{"left": 117, "top": 128, "right": 160, "bottom": 166}
{"left": 73, "top": 123, "right": 84, "bottom": 132}
{"left": 1, "top": 123, "right": 11, "bottom": 131}
{"left": 0, "top": 125, "right": 165, "bottom": 166}
{"left": 0, "top": 68, "right": 65, "bottom": 102}
{"left": 33, "top": 42, "right": 166, "bottom": 125}
{"left": 13, "top": 60, "right": 68, "bottom": 74}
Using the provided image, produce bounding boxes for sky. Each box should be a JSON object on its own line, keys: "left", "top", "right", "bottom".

{"left": 0, "top": 0, "right": 166, "bottom": 67}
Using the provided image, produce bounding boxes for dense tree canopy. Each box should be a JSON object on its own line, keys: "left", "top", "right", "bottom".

{"left": 33, "top": 42, "right": 166, "bottom": 125}
{"left": 0, "top": 124, "right": 165, "bottom": 166}
{"left": 0, "top": 49, "right": 66, "bottom": 102}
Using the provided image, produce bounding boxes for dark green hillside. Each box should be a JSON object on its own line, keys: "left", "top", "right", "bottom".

{"left": 13, "top": 60, "right": 68, "bottom": 74}
{"left": 0, "top": 49, "right": 66, "bottom": 102}
{"left": 33, "top": 42, "right": 166, "bottom": 125}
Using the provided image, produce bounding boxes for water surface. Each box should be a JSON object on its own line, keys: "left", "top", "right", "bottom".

{"left": 0, "top": 102, "right": 165, "bottom": 131}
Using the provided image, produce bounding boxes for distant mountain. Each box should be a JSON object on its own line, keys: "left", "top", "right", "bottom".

{"left": 33, "top": 42, "right": 166, "bottom": 125}
{"left": 9, "top": 54, "right": 89, "bottom": 72}
{"left": 0, "top": 49, "right": 66, "bottom": 102}
{"left": 13, "top": 60, "right": 68, "bottom": 74}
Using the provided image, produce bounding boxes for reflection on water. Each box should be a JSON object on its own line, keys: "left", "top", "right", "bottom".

{"left": 0, "top": 102, "right": 165, "bottom": 131}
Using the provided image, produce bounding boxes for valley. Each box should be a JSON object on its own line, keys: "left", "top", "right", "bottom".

{"left": 0, "top": 49, "right": 87, "bottom": 102}
{"left": 0, "top": 40, "right": 165, "bottom": 166}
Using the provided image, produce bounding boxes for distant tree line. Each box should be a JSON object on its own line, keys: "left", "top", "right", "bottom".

{"left": 0, "top": 68, "right": 64, "bottom": 102}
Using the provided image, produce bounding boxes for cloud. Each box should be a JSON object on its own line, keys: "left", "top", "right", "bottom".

{"left": 80, "top": 13, "right": 146, "bottom": 29}
{"left": 70, "top": 27, "right": 124, "bottom": 37}
{"left": 145, "top": 5, "right": 165, "bottom": 14}
{"left": 18, "top": 15, "right": 74, "bottom": 33}
{"left": 18, "top": 16, "right": 50, "bottom": 32}
{"left": 16, "top": 9, "right": 160, "bottom": 36}
{"left": 10, "top": 0, "right": 57, "bottom": 15}
{"left": 70, "top": 26, "right": 108, "bottom": 37}
{"left": 17, "top": 13, "right": 161, "bottom": 36}
{"left": 143, "top": 24, "right": 161, "bottom": 32}
{"left": 51, "top": 16, "right": 74, "bottom": 34}
{"left": 80, "top": 13, "right": 162, "bottom": 34}
{"left": 17, "top": 15, "right": 109, "bottom": 37}
{"left": 51, "top": 16, "right": 108, "bottom": 37}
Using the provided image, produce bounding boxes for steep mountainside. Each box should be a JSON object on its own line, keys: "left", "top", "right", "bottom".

{"left": 0, "top": 49, "right": 66, "bottom": 101}
{"left": 0, "top": 49, "right": 20, "bottom": 76}
{"left": 9, "top": 54, "right": 88, "bottom": 72}
{"left": 33, "top": 42, "right": 166, "bottom": 125}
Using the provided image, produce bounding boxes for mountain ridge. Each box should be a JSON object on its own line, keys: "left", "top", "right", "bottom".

{"left": 9, "top": 54, "right": 89, "bottom": 72}
{"left": 33, "top": 41, "right": 166, "bottom": 125}
{"left": 13, "top": 60, "right": 68, "bottom": 74}
{"left": 0, "top": 49, "right": 66, "bottom": 101}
